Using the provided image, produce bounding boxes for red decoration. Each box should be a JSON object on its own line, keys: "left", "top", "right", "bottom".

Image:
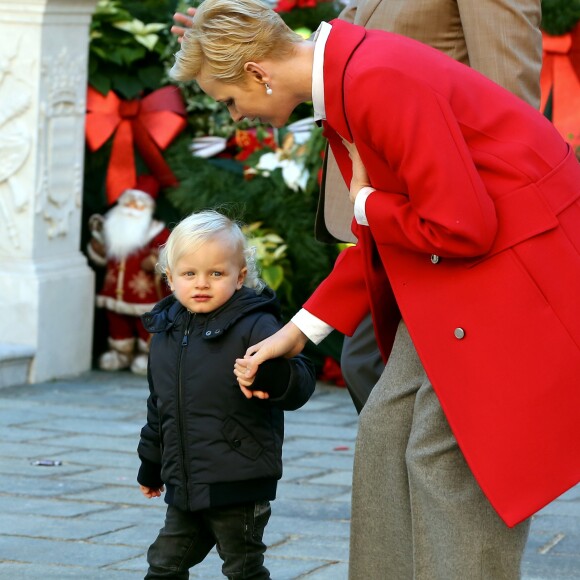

{"left": 319, "top": 356, "right": 346, "bottom": 387}
{"left": 275, "top": 0, "right": 317, "bottom": 13}
{"left": 133, "top": 174, "right": 160, "bottom": 199}
{"left": 225, "top": 128, "right": 277, "bottom": 162}
{"left": 540, "top": 23, "right": 580, "bottom": 152}
{"left": 85, "top": 87, "right": 188, "bottom": 204}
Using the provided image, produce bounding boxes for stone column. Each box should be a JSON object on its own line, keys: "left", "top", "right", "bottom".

{"left": 0, "top": 0, "right": 98, "bottom": 385}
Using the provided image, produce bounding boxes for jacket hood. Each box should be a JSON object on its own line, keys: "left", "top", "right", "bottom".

{"left": 141, "top": 286, "right": 281, "bottom": 337}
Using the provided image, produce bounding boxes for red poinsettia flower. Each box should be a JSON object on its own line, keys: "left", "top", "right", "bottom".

{"left": 230, "top": 128, "right": 277, "bottom": 162}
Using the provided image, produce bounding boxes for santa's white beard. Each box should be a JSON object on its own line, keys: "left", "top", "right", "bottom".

{"left": 104, "top": 205, "right": 153, "bottom": 260}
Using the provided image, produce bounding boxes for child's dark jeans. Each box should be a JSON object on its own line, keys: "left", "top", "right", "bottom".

{"left": 145, "top": 500, "right": 271, "bottom": 579}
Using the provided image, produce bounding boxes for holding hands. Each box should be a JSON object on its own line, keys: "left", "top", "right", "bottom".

{"left": 234, "top": 322, "right": 309, "bottom": 399}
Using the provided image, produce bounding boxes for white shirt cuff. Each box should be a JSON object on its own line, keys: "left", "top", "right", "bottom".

{"left": 354, "top": 186, "right": 375, "bottom": 226}
{"left": 291, "top": 309, "right": 334, "bottom": 345}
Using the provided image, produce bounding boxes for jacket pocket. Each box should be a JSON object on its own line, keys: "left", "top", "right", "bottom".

{"left": 221, "top": 416, "right": 264, "bottom": 460}
{"left": 466, "top": 149, "right": 580, "bottom": 269}
{"left": 466, "top": 184, "right": 558, "bottom": 269}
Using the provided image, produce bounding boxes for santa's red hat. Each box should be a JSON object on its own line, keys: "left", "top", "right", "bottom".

{"left": 133, "top": 174, "right": 160, "bottom": 199}
{"left": 116, "top": 175, "right": 160, "bottom": 210}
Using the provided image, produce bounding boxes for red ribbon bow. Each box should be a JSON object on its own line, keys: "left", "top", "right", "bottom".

{"left": 85, "top": 86, "right": 188, "bottom": 204}
{"left": 540, "top": 23, "right": 580, "bottom": 152}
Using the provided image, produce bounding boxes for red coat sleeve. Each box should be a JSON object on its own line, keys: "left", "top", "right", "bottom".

{"left": 345, "top": 67, "right": 499, "bottom": 257}
{"left": 303, "top": 243, "right": 370, "bottom": 337}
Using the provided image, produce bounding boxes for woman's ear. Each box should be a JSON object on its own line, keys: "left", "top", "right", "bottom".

{"left": 244, "top": 62, "right": 269, "bottom": 85}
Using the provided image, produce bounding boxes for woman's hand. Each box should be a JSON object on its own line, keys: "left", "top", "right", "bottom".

{"left": 342, "top": 139, "right": 371, "bottom": 203}
{"left": 234, "top": 322, "right": 308, "bottom": 399}
{"left": 233, "top": 359, "right": 270, "bottom": 400}
{"left": 171, "top": 8, "right": 196, "bottom": 43}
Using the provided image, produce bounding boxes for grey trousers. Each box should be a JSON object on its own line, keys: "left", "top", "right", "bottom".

{"left": 349, "top": 321, "right": 530, "bottom": 580}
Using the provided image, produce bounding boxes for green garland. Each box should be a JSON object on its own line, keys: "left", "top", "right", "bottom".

{"left": 541, "top": 0, "right": 580, "bottom": 35}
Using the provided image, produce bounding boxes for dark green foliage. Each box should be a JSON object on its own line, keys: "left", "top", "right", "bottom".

{"left": 278, "top": 1, "right": 343, "bottom": 31}
{"left": 541, "top": 0, "right": 580, "bottom": 35}
{"left": 89, "top": 0, "right": 179, "bottom": 98}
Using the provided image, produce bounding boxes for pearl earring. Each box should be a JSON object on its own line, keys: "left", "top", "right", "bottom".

{"left": 265, "top": 83, "right": 273, "bottom": 95}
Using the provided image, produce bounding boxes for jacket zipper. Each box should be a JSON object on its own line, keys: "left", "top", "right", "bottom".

{"left": 178, "top": 311, "right": 193, "bottom": 508}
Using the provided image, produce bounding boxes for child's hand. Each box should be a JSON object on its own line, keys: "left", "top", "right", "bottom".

{"left": 140, "top": 484, "right": 164, "bottom": 499}
{"left": 234, "top": 322, "right": 307, "bottom": 400}
{"left": 234, "top": 357, "right": 256, "bottom": 388}
{"left": 240, "top": 384, "right": 270, "bottom": 400}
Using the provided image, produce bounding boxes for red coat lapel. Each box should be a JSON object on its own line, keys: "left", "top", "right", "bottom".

{"left": 323, "top": 19, "right": 366, "bottom": 143}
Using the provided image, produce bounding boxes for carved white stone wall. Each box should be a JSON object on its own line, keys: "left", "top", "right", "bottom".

{"left": 0, "top": 0, "right": 98, "bottom": 384}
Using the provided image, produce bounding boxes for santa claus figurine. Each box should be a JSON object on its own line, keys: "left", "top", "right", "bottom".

{"left": 87, "top": 175, "right": 171, "bottom": 375}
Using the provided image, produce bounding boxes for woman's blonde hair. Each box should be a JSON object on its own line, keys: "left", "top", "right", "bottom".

{"left": 170, "top": 0, "right": 303, "bottom": 84}
{"left": 158, "top": 210, "right": 265, "bottom": 293}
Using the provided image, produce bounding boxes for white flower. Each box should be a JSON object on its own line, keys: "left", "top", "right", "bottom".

{"left": 255, "top": 152, "right": 280, "bottom": 173}
{"left": 280, "top": 159, "right": 309, "bottom": 192}
{"left": 113, "top": 19, "right": 166, "bottom": 51}
{"left": 255, "top": 151, "right": 309, "bottom": 192}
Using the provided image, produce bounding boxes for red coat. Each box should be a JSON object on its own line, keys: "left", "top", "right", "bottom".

{"left": 305, "top": 20, "right": 580, "bottom": 527}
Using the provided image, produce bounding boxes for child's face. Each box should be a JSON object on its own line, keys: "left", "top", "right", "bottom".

{"left": 166, "top": 234, "right": 247, "bottom": 314}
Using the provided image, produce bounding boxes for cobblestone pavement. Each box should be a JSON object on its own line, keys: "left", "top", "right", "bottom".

{"left": 0, "top": 371, "right": 578, "bottom": 579}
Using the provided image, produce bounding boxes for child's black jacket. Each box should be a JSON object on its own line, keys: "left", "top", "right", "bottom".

{"left": 137, "top": 286, "right": 316, "bottom": 512}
